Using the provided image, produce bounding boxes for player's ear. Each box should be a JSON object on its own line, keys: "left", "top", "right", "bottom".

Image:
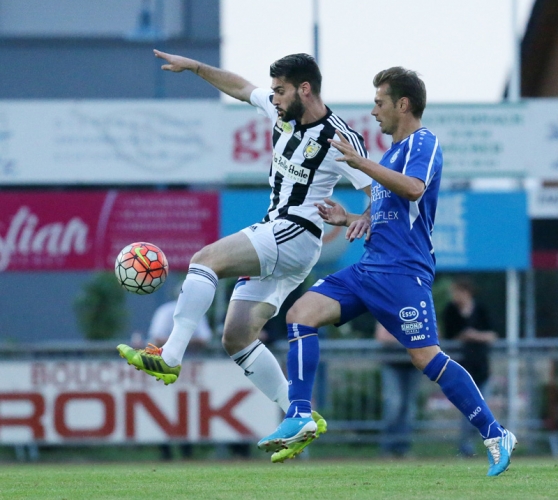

{"left": 399, "top": 96, "right": 410, "bottom": 113}
{"left": 299, "top": 81, "right": 312, "bottom": 97}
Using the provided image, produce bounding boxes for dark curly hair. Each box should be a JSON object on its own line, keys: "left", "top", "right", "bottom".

{"left": 270, "top": 53, "right": 322, "bottom": 96}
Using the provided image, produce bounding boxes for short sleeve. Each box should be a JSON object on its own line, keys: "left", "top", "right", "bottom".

{"left": 250, "top": 87, "right": 277, "bottom": 121}
{"left": 402, "top": 130, "right": 440, "bottom": 184}
{"left": 334, "top": 157, "right": 372, "bottom": 190}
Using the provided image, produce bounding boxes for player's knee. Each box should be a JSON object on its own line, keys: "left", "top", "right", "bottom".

{"left": 221, "top": 334, "right": 241, "bottom": 356}
{"left": 286, "top": 302, "right": 322, "bottom": 327}
{"left": 286, "top": 301, "right": 310, "bottom": 325}
{"left": 190, "top": 246, "right": 210, "bottom": 266}
{"left": 286, "top": 294, "right": 339, "bottom": 327}
{"left": 408, "top": 345, "right": 442, "bottom": 371}
{"left": 221, "top": 324, "right": 258, "bottom": 355}
{"left": 221, "top": 330, "right": 230, "bottom": 351}
{"left": 422, "top": 351, "right": 450, "bottom": 381}
{"left": 189, "top": 244, "right": 223, "bottom": 275}
{"left": 221, "top": 328, "right": 238, "bottom": 355}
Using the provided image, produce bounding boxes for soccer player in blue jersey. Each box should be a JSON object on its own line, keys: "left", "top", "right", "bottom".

{"left": 259, "top": 67, "right": 517, "bottom": 476}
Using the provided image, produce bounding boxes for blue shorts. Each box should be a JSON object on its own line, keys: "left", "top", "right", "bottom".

{"left": 309, "top": 264, "right": 439, "bottom": 349}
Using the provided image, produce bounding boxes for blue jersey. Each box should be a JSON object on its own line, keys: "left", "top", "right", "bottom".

{"left": 360, "top": 127, "right": 442, "bottom": 283}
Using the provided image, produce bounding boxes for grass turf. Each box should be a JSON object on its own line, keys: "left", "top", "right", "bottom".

{"left": 0, "top": 458, "right": 557, "bottom": 500}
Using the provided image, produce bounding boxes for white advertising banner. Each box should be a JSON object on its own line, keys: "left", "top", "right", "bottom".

{"left": 0, "top": 359, "right": 280, "bottom": 444}
{"left": 2, "top": 98, "right": 558, "bottom": 184}
{"left": 527, "top": 186, "right": 558, "bottom": 218}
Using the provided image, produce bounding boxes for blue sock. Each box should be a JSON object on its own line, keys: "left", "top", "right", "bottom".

{"left": 285, "top": 324, "right": 319, "bottom": 418}
{"left": 423, "top": 352, "right": 504, "bottom": 439}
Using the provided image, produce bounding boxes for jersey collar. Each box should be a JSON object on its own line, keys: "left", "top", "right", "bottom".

{"left": 391, "top": 126, "right": 427, "bottom": 147}
{"left": 292, "top": 106, "right": 333, "bottom": 131}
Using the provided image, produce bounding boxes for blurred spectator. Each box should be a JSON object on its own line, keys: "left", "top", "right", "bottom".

{"left": 376, "top": 322, "right": 421, "bottom": 458}
{"left": 146, "top": 299, "right": 212, "bottom": 354}
{"left": 442, "top": 277, "right": 497, "bottom": 457}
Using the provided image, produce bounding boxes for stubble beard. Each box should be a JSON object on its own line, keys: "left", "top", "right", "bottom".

{"left": 282, "top": 93, "right": 305, "bottom": 123}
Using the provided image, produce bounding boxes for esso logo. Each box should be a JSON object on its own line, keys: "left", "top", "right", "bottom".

{"left": 399, "top": 307, "right": 419, "bottom": 322}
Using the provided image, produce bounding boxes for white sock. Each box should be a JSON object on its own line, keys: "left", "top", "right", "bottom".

{"left": 162, "top": 264, "right": 217, "bottom": 367}
{"left": 231, "top": 339, "right": 289, "bottom": 413}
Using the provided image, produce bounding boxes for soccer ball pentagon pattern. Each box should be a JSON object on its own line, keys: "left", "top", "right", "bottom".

{"left": 114, "top": 242, "right": 169, "bottom": 295}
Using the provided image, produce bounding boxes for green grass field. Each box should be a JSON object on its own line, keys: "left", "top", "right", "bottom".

{"left": 0, "top": 458, "right": 557, "bottom": 500}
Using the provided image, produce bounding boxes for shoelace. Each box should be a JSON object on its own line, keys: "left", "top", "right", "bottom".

{"left": 485, "top": 438, "right": 501, "bottom": 464}
{"left": 144, "top": 343, "right": 162, "bottom": 356}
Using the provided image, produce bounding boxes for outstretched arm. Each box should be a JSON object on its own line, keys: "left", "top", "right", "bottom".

{"left": 329, "top": 131, "right": 425, "bottom": 201}
{"left": 154, "top": 49, "right": 256, "bottom": 103}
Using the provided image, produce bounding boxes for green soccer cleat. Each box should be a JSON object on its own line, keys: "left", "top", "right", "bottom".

{"left": 270, "top": 410, "right": 328, "bottom": 463}
{"left": 117, "top": 343, "right": 181, "bottom": 385}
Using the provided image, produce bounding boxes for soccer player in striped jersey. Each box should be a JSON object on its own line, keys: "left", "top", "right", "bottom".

{"left": 261, "top": 67, "right": 517, "bottom": 476}
{"left": 117, "top": 51, "right": 371, "bottom": 446}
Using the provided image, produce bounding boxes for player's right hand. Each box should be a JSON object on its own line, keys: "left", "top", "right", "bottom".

{"left": 153, "top": 49, "right": 197, "bottom": 73}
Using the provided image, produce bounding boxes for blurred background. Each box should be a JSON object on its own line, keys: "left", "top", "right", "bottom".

{"left": 1, "top": 0, "right": 558, "bottom": 463}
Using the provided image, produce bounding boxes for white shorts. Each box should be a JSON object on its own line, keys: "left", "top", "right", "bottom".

{"left": 230, "top": 219, "right": 321, "bottom": 314}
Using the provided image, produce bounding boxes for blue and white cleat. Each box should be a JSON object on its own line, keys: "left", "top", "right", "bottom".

{"left": 270, "top": 411, "right": 327, "bottom": 463}
{"left": 484, "top": 430, "right": 518, "bottom": 476}
{"left": 258, "top": 417, "right": 317, "bottom": 453}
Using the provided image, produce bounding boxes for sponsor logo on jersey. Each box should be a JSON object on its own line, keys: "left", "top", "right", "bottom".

{"left": 273, "top": 152, "right": 311, "bottom": 184}
{"left": 401, "top": 321, "right": 424, "bottom": 334}
{"left": 390, "top": 149, "right": 400, "bottom": 163}
{"left": 371, "top": 185, "right": 391, "bottom": 201}
{"left": 372, "top": 211, "right": 398, "bottom": 222}
{"left": 277, "top": 119, "right": 293, "bottom": 134}
{"left": 294, "top": 131, "right": 302, "bottom": 139}
{"left": 249, "top": 224, "right": 258, "bottom": 231}
{"left": 400, "top": 307, "right": 423, "bottom": 335}
{"left": 400, "top": 307, "right": 419, "bottom": 322}
{"left": 303, "top": 138, "right": 322, "bottom": 159}
{"left": 410, "top": 334, "right": 425, "bottom": 341}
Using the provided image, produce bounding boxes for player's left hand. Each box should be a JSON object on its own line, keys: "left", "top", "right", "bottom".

{"left": 154, "top": 49, "right": 197, "bottom": 73}
{"left": 346, "top": 217, "right": 371, "bottom": 242}
{"left": 315, "top": 198, "right": 347, "bottom": 226}
{"left": 328, "top": 130, "right": 361, "bottom": 168}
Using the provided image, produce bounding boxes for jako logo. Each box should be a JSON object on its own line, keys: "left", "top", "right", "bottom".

{"left": 468, "top": 406, "right": 482, "bottom": 421}
{"left": 399, "top": 307, "right": 419, "bottom": 322}
{"left": 410, "top": 335, "right": 425, "bottom": 341}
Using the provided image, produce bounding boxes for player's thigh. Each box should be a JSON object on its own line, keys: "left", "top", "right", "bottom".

{"left": 230, "top": 267, "right": 307, "bottom": 315}
{"left": 242, "top": 220, "right": 321, "bottom": 280}
{"left": 222, "top": 300, "right": 276, "bottom": 352}
{"left": 192, "top": 231, "right": 261, "bottom": 278}
{"left": 288, "top": 265, "right": 368, "bottom": 328}
{"left": 225, "top": 271, "right": 306, "bottom": 349}
{"left": 366, "top": 273, "right": 439, "bottom": 350}
{"left": 287, "top": 292, "right": 342, "bottom": 327}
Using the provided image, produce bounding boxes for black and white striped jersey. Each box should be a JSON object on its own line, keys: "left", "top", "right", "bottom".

{"left": 250, "top": 88, "right": 371, "bottom": 239}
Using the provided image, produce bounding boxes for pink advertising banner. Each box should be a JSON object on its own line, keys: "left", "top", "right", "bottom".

{"left": 0, "top": 190, "right": 219, "bottom": 272}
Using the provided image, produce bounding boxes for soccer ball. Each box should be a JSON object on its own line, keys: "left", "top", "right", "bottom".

{"left": 114, "top": 242, "right": 169, "bottom": 295}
